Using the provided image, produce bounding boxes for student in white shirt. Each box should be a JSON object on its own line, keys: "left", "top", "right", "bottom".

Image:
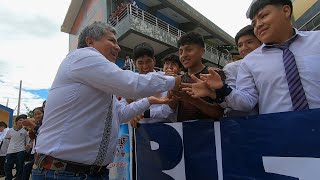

{"left": 223, "top": 25, "right": 261, "bottom": 117}
{"left": 0, "top": 121, "right": 9, "bottom": 177}
{"left": 181, "top": 0, "right": 320, "bottom": 115}
{"left": 5, "top": 115, "right": 28, "bottom": 180}
{"left": 32, "top": 21, "right": 181, "bottom": 180}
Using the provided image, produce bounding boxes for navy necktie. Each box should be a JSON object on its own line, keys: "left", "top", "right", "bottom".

{"left": 265, "top": 35, "right": 309, "bottom": 111}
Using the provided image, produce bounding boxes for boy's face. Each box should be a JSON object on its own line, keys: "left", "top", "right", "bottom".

{"left": 237, "top": 34, "right": 261, "bottom": 57}
{"left": 163, "top": 61, "right": 181, "bottom": 74}
{"left": 251, "top": 5, "right": 292, "bottom": 44}
{"left": 179, "top": 44, "right": 205, "bottom": 69}
{"left": 135, "top": 55, "right": 156, "bottom": 74}
{"left": 15, "top": 118, "right": 24, "bottom": 128}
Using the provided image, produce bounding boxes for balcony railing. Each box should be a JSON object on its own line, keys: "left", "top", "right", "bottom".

{"left": 109, "top": 4, "right": 232, "bottom": 65}
{"left": 298, "top": 12, "right": 320, "bottom": 31}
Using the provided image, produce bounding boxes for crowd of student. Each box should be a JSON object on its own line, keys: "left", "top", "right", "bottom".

{"left": 1, "top": 0, "right": 319, "bottom": 179}
{"left": 0, "top": 102, "right": 45, "bottom": 180}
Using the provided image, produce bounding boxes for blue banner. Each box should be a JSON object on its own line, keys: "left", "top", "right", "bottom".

{"left": 109, "top": 124, "right": 131, "bottom": 180}
{"left": 135, "top": 109, "right": 320, "bottom": 180}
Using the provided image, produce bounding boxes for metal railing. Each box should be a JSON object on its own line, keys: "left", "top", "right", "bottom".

{"left": 298, "top": 12, "right": 320, "bottom": 31}
{"left": 109, "top": 4, "right": 232, "bottom": 64}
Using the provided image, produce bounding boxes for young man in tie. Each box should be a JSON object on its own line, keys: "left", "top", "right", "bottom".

{"left": 182, "top": 0, "right": 320, "bottom": 114}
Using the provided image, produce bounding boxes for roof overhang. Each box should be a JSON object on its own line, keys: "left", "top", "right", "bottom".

{"left": 167, "top": 0, "right": 235, "bottom": 45}
{"left": 61, "top": 0, "right": 83, "bottom": 34}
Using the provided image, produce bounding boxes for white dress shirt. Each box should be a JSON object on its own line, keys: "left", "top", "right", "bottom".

{"left": 117, "top": 71, "right": 175, "bottom": 124}
{"left": 0, "top": 128, "right": 9, "bottom": 156}
{"left": 223, "top": 60, "right": 258, "bottom": 117}
{"left": 0, "top": 128, "right": 9, "bottom": 142}
{"left": 226, "top": 30, "right": 320, "bottom": 114}
{"left": 117, "top": 92, "right": 174, "bottom": 124}
{"left": 35, "top": 47, "right": 175, "bottom": 165}
{"left": 224, "top": 60, "right": 242, "bottom": 89}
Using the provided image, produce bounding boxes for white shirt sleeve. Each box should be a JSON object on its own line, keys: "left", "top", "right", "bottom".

{"left": 116, "top": 98, "right": 151, "bottom": 124}
{"left": 69, "top": 53, "right": 175, "bottom": 100}
{"left": 0, "top": 128, "right": 9, "bottom": 142}
{"left": 225, "top": 61, "right": 258, "bottom": 112}
{"left": 150, "top": 104, "right": 174, "bottom": 118}
{"left": 4, "top": 129, "right": 11, "bottom": 139}
{"left": 223, "top": 61, "right": 240, "bottom": 89}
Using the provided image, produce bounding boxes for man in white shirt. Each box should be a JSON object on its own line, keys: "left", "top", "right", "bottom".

{"left": 5, "top": 115, "right": 28, "bottom": 180}
{"left": 0, "top": 121, "right": 9, "bottom": 177}
{"left": 32, "top": 21, "right": 181, "bottom": 180}
{"left": 181, "top": 0, "right": 320, "bottom": 115}
{"left": 223, "top": 25, "right": 261, "bottom": 117}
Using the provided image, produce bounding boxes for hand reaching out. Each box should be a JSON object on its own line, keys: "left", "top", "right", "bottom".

{"left": 22, "top": 118, "right": 37, "bottom": 130}
{"left": 148, "top": 96, "right": 171, "bottom": 104}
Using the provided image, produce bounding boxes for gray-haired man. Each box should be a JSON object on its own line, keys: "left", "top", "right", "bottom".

{"left": 32, "top": 21, "right": 181, "bottom": 180}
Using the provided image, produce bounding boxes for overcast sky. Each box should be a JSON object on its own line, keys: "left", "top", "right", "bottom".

{"left": 0, "top": 0, "right": 252, "bottom": 115}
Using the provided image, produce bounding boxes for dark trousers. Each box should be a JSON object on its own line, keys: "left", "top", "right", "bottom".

{"left": 22, "top": 159, "right": 34, "bottom": 180}
{"left": 0, "top": 156, "right": 5, "bottom": 175}
{"left": 5, "top": 151, "right": 25, "bottom": 180}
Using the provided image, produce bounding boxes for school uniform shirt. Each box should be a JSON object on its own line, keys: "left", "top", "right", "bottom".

{"left": 6, "top": 128, "right": 27, "bottom": 154}
{"left": 117, "top": 71, "right": 175, "bottom": 124}
{"left": 0, "top": 128, "right": 9, "bottom": 156}
{"left": 35, "top": 47, "right": 175, "bottom": 166}
{"left": 117, "top": 92, "right": 174, "bottom": 124}
{"left": 223, "top": 60, "right": 259, "bottom": 117}
{"left": 225, "top": 29, "right": 320, "bottom": 114}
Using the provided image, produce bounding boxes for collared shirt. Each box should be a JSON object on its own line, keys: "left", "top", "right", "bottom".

{"left": 35, "top": 47, "right": 175, "bottom": 165}
{"left": 223, "top": 60, "right": 259, "bottom": 117}
{"left": 226, "top": 30, "right": 320, "bottom": 114}
{"left": 118, "top": 92, "right": 174, "bottom": 124}
{"left": 6, "top": 128, "right": 28, "bottom": 154}
{"left": 0, "top": 128, "right": 9, "bottom": 142}
{"left": 0, "top": 128, "right": 9, "bottom": 156}
{"left": 224, "top": 60, "right": 242, "bottom": 89}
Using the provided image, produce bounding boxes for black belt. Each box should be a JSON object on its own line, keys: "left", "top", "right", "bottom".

{"left": 34, "top": 153, "right": 108, "bottom": 175}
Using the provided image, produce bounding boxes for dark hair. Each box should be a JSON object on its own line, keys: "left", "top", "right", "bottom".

{"left": 132, "top": 43, "right": 154, "bottom": 61}
{"left": 248, "top": 0, "right": 293, "bottom": 20}
{"left": 33, "top": 107, "right": 44, "bottom": 114}
{"left": 0, "top": 121, "right": 7, "bottom": 128}
{"left": 15, "top": 114, "right": 27, "bottom": 122}
{"left": 163, "top": 54, "right": 182, "bottom": 68}
{"left": 235, "top": 25, "right": 256, "bottom": 45}
{"left": 177, "top": 32, "right": 204, "bottom": 48}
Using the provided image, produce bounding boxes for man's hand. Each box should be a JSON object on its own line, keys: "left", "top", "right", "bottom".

{"left": 180, "top": 73, "right": 217, "bottom": 98}
{"left": 147, "top": 96, "right": 170, "bottom": 105}
{"left": 22, "top": 118, "right": 37, "bottom": 130}
{"left": 130, "top": 114, "right": 144, "bottom": 128}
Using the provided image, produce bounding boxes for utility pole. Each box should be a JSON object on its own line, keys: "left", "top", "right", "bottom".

{"left": 17, "top": 80, "right": 22, "bottom": 116}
